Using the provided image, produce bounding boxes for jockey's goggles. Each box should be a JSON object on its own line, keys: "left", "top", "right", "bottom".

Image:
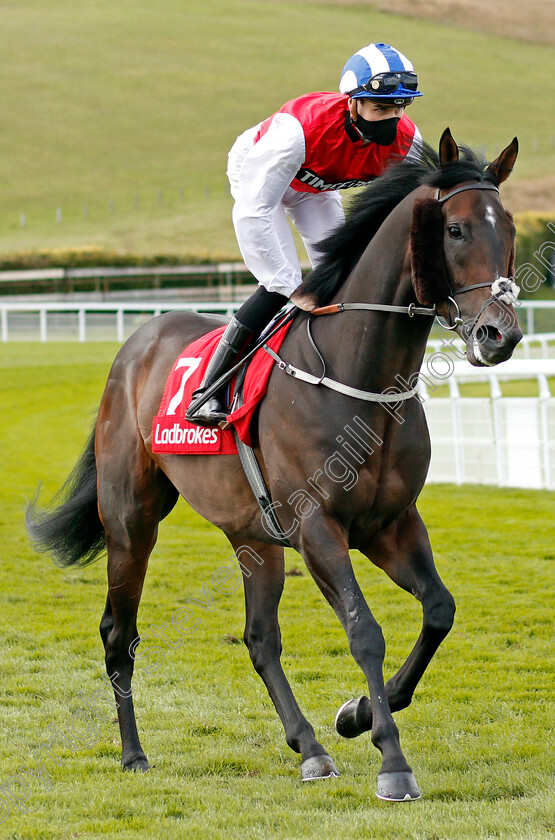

{"left": 352, "top": 71, "right": 420, "bottom": 96}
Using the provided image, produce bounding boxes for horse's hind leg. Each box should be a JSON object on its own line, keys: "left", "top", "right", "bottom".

{"left": 230, "top": 537, "right": 338, "bottom": 780}
{"left": 97, "top": 430, "right": 178, "bottom": 771}
{"left": 336, "top": 505, "right": 455, "bottom": 740}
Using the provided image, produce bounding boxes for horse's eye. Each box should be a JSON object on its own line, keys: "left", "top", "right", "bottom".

{"left": 448, "top": 224, "right": 463, "bottom": 240}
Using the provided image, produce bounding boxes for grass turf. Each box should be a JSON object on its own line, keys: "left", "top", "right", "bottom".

{"left": 0, "top": 342, "right": 553, "bottom": 839}
{"left": 1, "top": 0, "right": 553, "bottom": 258}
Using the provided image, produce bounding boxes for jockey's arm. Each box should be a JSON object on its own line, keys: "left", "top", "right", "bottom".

{"left": 230, "top": 113, "right": 306, "bottom": 297}
{"left": 405, "top": 124, "right": 423, "bottom": 162}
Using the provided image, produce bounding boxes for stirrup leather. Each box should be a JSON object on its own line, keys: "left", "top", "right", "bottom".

{"left": 186, "top": 317, "right": 254, "bottom": 426}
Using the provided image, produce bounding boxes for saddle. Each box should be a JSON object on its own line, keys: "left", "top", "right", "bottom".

{"left": 152, "top": 315, "right": 294, "bottom": 456}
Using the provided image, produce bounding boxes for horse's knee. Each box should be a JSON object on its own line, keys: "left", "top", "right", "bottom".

{"left": 105, "top": 625, "right": 137, "bottom": 672}
{"left": 244, "top": 624, "right": 281, "bottom": 674}
{"left": 100, "top": 613, "right": 113, "bottom": 647}
{"left": 424, "top": 590, "right": 456, "bottom": 639}
{"left": 348, "top": 620, "right": 386, "bottom": 665}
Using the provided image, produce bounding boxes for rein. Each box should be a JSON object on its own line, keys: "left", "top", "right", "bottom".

{"left": 310, "top": 301, "right": 436, "bottom": 318}
{"left": 265, "top": 181, "right": 519, "bottom": 404}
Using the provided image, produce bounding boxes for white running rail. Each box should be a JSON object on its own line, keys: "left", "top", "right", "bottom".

{"left": 0, "top": 301, "right": 240, "bottom": 344}
{"left": 0, "top": 300, "right": 554, "bottom": 346}
{"left": 418, "top": 359, "right": 555, "bottom": 490}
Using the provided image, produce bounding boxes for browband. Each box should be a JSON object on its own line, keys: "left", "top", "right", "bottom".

{"left": 435, "top": 183, "right": 499, "bottom": 203}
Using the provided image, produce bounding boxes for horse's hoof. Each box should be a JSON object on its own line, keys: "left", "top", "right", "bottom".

{"left": 335, "top": 695, "right": 372, "bottom": 738}
{"left": 301, "top": 754, "right": 340, "bottom": 781}
{"left": 122, "top": 756, "right": 150, "bottom": 772}
{"left": 376, "top": 771, "right": 421, "bottom": 801}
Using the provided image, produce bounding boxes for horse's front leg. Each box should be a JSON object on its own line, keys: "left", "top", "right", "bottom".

{"left": 229, "top": 537, "right": 339, "bottom": 781}
{"left": 336, "top": 505, "right": 455, "bottom": 742}
{"left": 300, "top": 518, "right": 421, "bottom": 801}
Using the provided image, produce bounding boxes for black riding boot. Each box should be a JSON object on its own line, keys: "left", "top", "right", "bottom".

{"left": 185, "top": 287, "right": 289, "bottom": 427}
{"left": 185, "top": 316, "right": 253, "bottom": 426}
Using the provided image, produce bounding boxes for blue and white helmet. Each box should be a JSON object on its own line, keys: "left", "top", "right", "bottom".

{"left": 339, "top": 43, "right": 422, "bottom": 104}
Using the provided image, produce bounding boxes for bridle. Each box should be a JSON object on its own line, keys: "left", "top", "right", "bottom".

{"left": 312, "top": 181, "right": 518, "bottom": 333}
{"left": 433, "top": 182, "right": 518, "bottom": 332}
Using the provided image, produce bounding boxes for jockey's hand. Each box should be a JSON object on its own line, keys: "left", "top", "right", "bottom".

{"left": 290, "top": 289, "right": 318, "bottom": 312}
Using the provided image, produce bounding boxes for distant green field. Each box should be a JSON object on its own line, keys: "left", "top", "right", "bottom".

{"left": 1, "top": 0, "right": 553, "bottom": 259}
{"left": 0, "top": 342, "right": 553, "bottom": 839}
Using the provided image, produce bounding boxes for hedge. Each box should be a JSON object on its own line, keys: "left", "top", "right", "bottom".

{"left": 0, "top": 214, "right": 553, "bottom": 299}
{"left": 0, "top": 247, "right": 229, "bottom": 271}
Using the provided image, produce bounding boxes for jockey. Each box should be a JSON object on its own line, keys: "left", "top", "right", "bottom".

{"left": 186, "top": 42, "right": 423, "bottom": 426}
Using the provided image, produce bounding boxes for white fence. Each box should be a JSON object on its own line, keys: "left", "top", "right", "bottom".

{"left": 427, "top": 332, "right": 555, "bottom": 360}
{"left": 421, "top": 359, "right": 555, "bottom": 490}
{"left": 0, "top": 299, "right": 554, "bottom": 345}
{"left": 0, "top": 301, "right": 239, "bottom": 344}
{"left": 0, "top": 264, "right": 553, "bottom": 333}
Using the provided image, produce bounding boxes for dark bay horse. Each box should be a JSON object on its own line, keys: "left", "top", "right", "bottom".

{"left": 27, "top": 129, "right": 522, "bottom": 801}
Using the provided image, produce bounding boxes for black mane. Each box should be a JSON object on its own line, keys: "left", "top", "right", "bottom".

{"left": 300, "top": 142, "right": 496, "bottom": 305}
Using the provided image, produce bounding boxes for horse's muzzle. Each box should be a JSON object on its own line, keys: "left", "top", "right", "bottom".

{"left": 466, "top": 321, "right": 523, "bottom": 367}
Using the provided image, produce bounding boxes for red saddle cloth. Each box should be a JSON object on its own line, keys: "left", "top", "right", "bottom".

{"left": 152, "top": 318, "right": 293, "bottom": 455}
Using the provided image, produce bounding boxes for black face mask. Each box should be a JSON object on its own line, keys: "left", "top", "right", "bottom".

{"left": 353, "top": 115, "right": 400, "bottom": 145}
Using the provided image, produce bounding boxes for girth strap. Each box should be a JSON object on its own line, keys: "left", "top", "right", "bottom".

{"left": 230, "top": 370, "right": 293, "bottom": 548}
{"left": 233, "top": 429, "right": 293, "bottom": 548}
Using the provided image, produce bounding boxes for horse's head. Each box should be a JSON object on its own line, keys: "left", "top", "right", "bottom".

{"left": 410, "top": 128, "right": 522, "bottom": 366}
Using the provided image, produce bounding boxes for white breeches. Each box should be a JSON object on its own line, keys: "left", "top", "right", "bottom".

{"left": 227, "top": 127, "right": 345, "bottom": 297}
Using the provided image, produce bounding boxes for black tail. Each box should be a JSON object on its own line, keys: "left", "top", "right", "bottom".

{"left": 26, "top": 423, "right": 105, "bottom": 567}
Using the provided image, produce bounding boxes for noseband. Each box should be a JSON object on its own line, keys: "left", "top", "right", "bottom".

{"left": 433, "top": 182, "right": 520, "bottom": 332}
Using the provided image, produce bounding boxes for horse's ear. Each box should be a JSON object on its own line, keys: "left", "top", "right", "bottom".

{"left": 410, "top": 198, "right": 452, "bottom": 306}
{"left": 486, "top": 137, "right": 519, "bottom": 184}
{"left": 439, "top": 127, "right": 459, "bottom": 166}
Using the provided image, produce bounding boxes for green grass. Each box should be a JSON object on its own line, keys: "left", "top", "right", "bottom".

{"left": 1, "top": 0, "right": 553, "bottom": 258}
{"left": 0, "top": 342, "right": 554, "bottom": 839}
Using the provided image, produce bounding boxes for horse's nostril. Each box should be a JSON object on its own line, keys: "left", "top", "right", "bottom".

{"left": 476, "top": 324, "right": 503, "bottom": 344}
